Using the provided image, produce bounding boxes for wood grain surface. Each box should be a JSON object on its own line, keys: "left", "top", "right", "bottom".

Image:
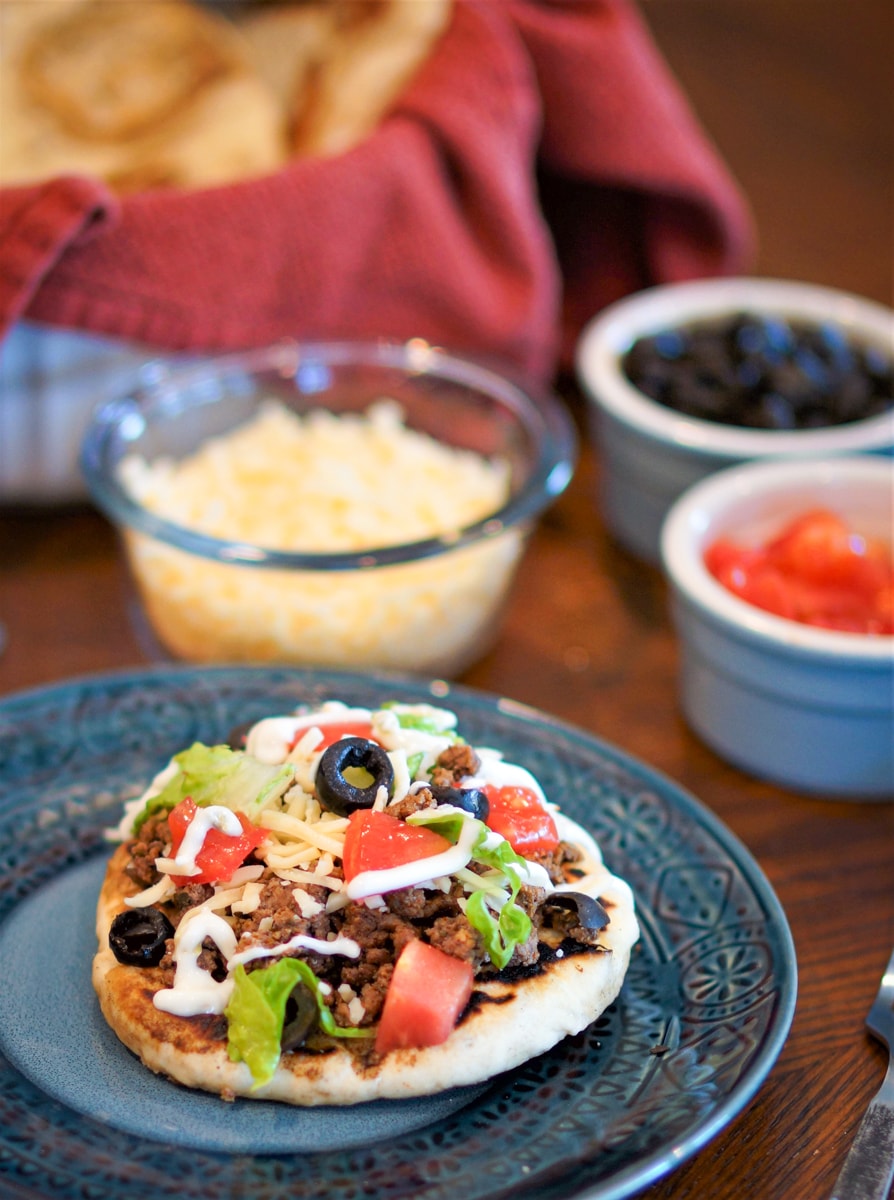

{"left": 1, "top": 2, "right": 892, "bottom": 1198}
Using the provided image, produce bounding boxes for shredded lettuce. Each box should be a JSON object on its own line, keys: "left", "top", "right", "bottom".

{"left": 132, "top": 742, "right": 294, "bottom": 832}
{"left": 406, "top": 750, "right": 425, "bottom": 779}
{"left": 465, "top": 890, "right": 532, "bottom": 970}
{"left": 225, "top": 960, "right": 303, "bottom": 1088}
{"left": 408, "top": 810, "right": 533, "bottom": 969}
{"left": 408, "top": 808, "right": 469, "bottom": 842}
{"left": 463, "top": 835, "right": 532, "bottom": 968}
{"left": 226, "top": 958, "right": 372, "bottom": 1088}
{"left": 472, "top": 830, "right": 529, "bottom": 878}
{"left": 381, "top": 701, "right": 462, "bottom": 740}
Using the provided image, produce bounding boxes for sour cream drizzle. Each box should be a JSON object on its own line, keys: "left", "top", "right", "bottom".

{"left": 246, "top": 704, "right": 373, "bottom": 764}
{"left": 462, "top": 748, "right": 549, "bottom": 804}
{"left": 230, "top": 933, "right": 361, "bottom": 968}
{"left": 152, "top": 913, "right": 361, "bottom": 1018}
{"left": 153, "top": 909, "right": 237, "bottom": 1016}
{"left": 246, "top": 703, "right": 462, "bottom": 788}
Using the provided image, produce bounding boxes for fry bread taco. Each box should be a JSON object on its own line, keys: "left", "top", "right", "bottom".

{"left": 93, "top": 699, "right": 639, "bottom": 1105}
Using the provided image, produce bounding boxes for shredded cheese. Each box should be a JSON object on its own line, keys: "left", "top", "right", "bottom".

{"left": 293, "top": 888, "right": 325, "bottom": 917}
{"left": 117, "top": 400, "right": 522, "bottom": 670}
{"left": 259, "top": 810, "right": 347, "bottom": 857}
{"left": 277, "top": 867, "right": 343, "bottom": 891}
{"left": 124, "top": 874, "right": 175, "bottom": 908}
{"left": 231, "top": 881, "right": 263, "bottom": 914}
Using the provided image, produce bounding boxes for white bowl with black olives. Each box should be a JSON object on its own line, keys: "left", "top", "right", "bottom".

{"left": 575, "top": 278, "right": 894, "bottom": 563}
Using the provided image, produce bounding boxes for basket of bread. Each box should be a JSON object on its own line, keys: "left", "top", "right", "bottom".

{"left": 0, "top": 0, "right": 754, "bottom": 502}
{"left": 0, "top": 0, "right": 453, "bottom": 191}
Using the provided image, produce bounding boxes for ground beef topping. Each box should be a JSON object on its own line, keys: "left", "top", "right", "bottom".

{"left": 329, "top": 904, "right": 421, "bottom": 1023}
{"left": 166, "top": 882, "right": 215, "bottom": 917}
{"left": 386, "top": 787, "right": 438, "bottom": 821}
{"left": 533, "top": 839, "right": 585, "bottom": 886}
{"left": 426, "top": 914, "right": 487, "bottom": 966}
{"left": 430, "top": 742, "right": 480, "bottom": 787}
{"left": 384, "top": 882, "right": 462, "bottom": 921}
{"left": 124, "top": 813, "right": 170, "bottom": 888}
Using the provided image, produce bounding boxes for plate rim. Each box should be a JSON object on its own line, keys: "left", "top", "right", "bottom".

{"left": 0, "top": 664, "right": 798, "bottom": 1200}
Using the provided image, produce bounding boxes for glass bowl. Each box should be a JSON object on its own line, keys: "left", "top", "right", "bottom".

{"left": 80, "top": 339, "right": 577, "bottom": 675}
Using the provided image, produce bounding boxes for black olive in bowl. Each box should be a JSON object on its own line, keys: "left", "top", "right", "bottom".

{"left": 622, "top": 312, "right": 892, "bottom": 431}
{"left": 576, "top": 278, "right": 894, "bottom": 563}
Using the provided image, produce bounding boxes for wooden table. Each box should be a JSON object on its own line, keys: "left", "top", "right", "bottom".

{"left": 1, "top": 2, "right": 892, "bottom": 1198}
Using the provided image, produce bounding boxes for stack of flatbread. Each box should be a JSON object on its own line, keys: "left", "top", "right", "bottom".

{"left": 0, "top": 0, "right": 453, "bottom": 192}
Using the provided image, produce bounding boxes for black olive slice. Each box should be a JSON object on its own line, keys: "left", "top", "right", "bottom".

{"left": 225, "top": 721, "right": 255, "bottom": 751}
{"left": 543, "top": 892, "right": 610, "bottom": 931}
{"left": 280, "top": 981, "right": 319, "bottom": 1052}
{"left": 109, "top": 906, "right": 174, "bottom": 967}
{"left": 316, "top": 737, "right": 394, "bottom": 817}
{"left": 429, "top": 784, "right": 489, "bottom": 822}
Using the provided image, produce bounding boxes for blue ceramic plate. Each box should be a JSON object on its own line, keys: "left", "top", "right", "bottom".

{"left": 0, "top": 667, "right": 797, "bottom": 1200}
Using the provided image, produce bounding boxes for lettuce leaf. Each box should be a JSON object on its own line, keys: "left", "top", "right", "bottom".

{"left": 381, "top": 701, "right": 462, "bottom": 740}
{"left": 407, "top": 808, "right": 471, "bottom": 843}
{"left": 226, "top": 959, "right": 372, "bottom": 1089}
{"left": 406, "top": 750, "right": 425, "bottom": 779}
{"left": 133, "top": 742, "right": 294, "bottom": 832}
{"left": 465, "top": 890, "right": 532, "bottom": 971}
{"left": 472, "top": 830, "right": 528, "bottom": 877}
{"left": 225, "top": 960, "right": 302, "bottom": 1088}
{"left": 409, "top": 810, "right": 533, "bottom": 969}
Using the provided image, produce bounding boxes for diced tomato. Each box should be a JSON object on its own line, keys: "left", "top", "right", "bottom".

{"left": 874, "top": 583, "right": 894, "bottom": 634}
{"left": 731, "top": 562, "right": 798, "bottom": 621}
{"left": 289, "top": 720, "right": 376, "bottom": 753}
{"left": 705, "top": 508, "right": 894, "bottom": 635}
{"left": 168, "top": 797, "right": 267, "bottom": 886}
{"left": 375, "top": 939, "right": 473, "bottom": 1055}
{"left": 341, "top": 809, "right": 451, "bottom": 882}
{"left": 704, "top": 536, "right": 762, "bottom": 584}
{"left": 766, "top": 508, "right": 852, "bottom": 581}
{"left": 483, "top": 785, "right": 559, "bottom": 855}
{"left": 766, "top": 508, "right": 890, "bottom": 594}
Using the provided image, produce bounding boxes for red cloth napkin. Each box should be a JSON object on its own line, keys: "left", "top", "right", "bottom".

{"left": 0, "top": 0, "right": 754, "bottom": 385}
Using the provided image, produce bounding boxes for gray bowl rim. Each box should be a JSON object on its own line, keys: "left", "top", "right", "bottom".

{"left": 660, "top": 454, "right": 894, "bottom": 666}
{"left": 576, "top": 277, "right": 894, "bottom": 458}
{"left": 80, "top": 339, "right": 577, "bottom": 570}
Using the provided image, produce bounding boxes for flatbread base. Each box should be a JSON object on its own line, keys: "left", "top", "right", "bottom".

{"left": 93, "top": 826, "right": 638, "bottom": 1106}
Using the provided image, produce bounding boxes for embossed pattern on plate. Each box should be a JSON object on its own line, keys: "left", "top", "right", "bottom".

{"left": 0, "top": 666, "right": 797, "bottom": 1200}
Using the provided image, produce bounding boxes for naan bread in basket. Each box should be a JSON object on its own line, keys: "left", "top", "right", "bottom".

{"left": 238, "top": 0, "right": 453, "bottom": 158}
{"left": 0, "top": 0, "right": 453, "bottom": 192}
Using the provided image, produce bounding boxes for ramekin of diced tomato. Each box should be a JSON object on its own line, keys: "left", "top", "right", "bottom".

{"left": 660, "top": 455, "right": 893, "bottom": 799}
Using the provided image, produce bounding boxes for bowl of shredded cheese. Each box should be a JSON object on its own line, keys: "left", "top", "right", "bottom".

{"left": 80, "top": 339, "right": 576, "bottom": 674}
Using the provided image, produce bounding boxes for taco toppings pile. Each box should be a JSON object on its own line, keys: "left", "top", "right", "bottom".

{"left": 93, "top": 699, "right": 639, "bottom": 1105}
